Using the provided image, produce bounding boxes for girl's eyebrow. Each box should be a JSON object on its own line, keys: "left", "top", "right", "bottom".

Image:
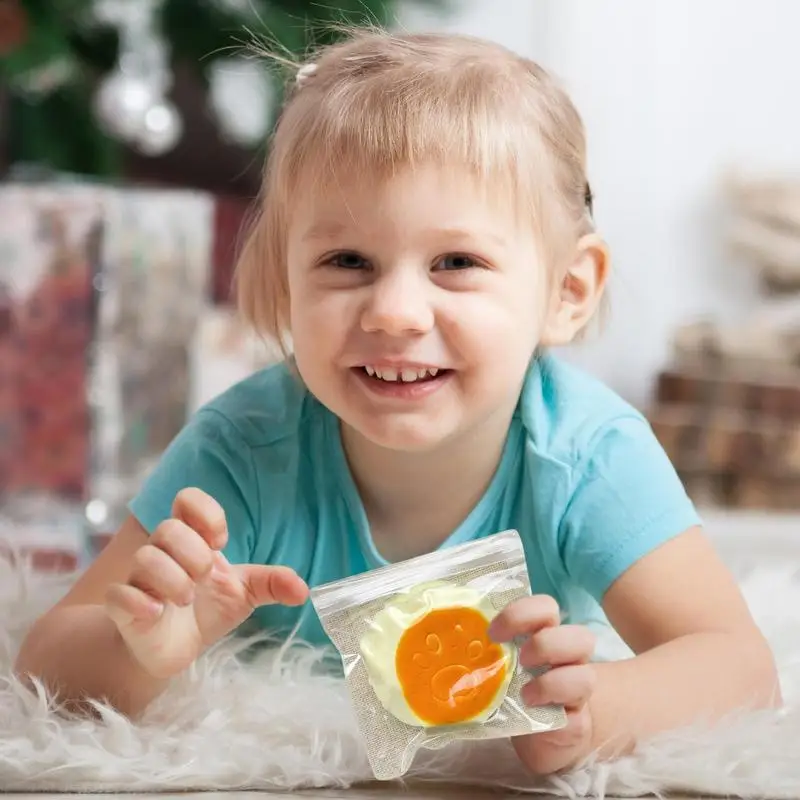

{"left": 435, "top": 227, "right": 508, "bottom": 248}
{"left": 302, "top": 222, "right": 507, "bottom": 248}
{"left": 302, "top": 220, "right": 349, "bottom": 242}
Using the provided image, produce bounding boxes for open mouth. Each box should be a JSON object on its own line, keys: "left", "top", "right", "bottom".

{"left": 356, "top": 365, "right": 450, "bottom": 384}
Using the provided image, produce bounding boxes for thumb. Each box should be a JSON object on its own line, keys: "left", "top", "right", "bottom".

{"left": 236, "top": 564, "right": 309, "bottom": 608}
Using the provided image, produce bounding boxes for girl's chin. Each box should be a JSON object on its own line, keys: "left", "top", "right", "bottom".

{"left": 344, "top": 417, "right": 455, "bottom": 454}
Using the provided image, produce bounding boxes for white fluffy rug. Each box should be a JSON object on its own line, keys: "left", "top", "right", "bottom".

{"left": 1, "top": 535, "right": 800, "bottom": 798}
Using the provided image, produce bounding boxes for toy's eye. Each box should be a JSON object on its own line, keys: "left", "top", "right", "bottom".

{"left": 426, "top": 634, "right": 442, "bottom": 654}
{"left": 467, "top": 640, "right": 483, "bottom": 660}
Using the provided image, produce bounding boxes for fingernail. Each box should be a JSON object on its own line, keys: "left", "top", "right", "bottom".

{"left": 210, "top": 563, "right": 224, "bottom": 579}
{"left": 210, "top": 552, "right": 227, "bottom": 577}
{"left": 488, "top": 619, "right": 508, "bottom": 643}
{"left": 522, "top": 679, "right": 542, "bottom": 707}
{"left": 149, "top": 599, "right": 164, "bottom": 616}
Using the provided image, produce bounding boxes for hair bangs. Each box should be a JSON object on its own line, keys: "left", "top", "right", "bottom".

{"left": 237, "top": 29, "right": 594, "bottom": 345}
{"left": 271, "top": 65, "right": 544, "bottom": 224}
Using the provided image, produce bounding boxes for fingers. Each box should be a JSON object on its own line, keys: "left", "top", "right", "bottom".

{"left": 512, "top": 706, "right": 593, "bottom": 775}
{"left": 522, "top": 663, "right": 597, "bottom": 710}
{"left": 128, "top": 543, "right": 196, "bottom": 607}
{"left": 489, "top": 594, "right": 561, "bottom": 642}
{"left": 238, "top": 564, "right": 310, "bottom": 608}
{"left": 519, "top": 624, "right": 596, "bottom": 669}
{"left": 119, "top": 507, "right": 220, "bottom": 612}
{"left": 171, "top": 487, "right": 228, "bottom": 550}
{"left": 151, "top": 518, "right": 215, "bottom": 582}
{"left": 490, "top": 595, "right": 597, "bottom": 718}
{"left": 105, "top": 582, "right": 164, "bottom": 628}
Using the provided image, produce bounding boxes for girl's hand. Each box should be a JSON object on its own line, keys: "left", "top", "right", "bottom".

{"left": 103, "top": 488, "right": 309, "bottom": 680}
{"left": 489, "top": 595, "right": 597, "bottom": 775}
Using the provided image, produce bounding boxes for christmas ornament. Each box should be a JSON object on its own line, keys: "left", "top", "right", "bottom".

{"left": 0, "top": 0, "right": 28, "bottom": 57}
{"left": 136, "top": 100, "right": 182, "bottom": 156}
{"left": 93, "top": 70, "right": 160, "bottom": 143}
{"left": 93, "top": 72, "right": 182, "bottom": 156}
{"left": 92, "top": 0, "right": 182, "bottom": 156}
{"left": 11, "top": 58, "right": 75, "bottom": 97}
{"left": 208, "top": 57, "right": 272, "bottom": 147}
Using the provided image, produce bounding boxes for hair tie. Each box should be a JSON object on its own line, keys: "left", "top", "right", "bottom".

{"left": 295, "top": 63, "right": 318, "bottom": 88}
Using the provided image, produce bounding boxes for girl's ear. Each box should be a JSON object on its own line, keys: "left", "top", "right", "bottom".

{"left": 540, "top": 233, "right": 609, "bottom": 346}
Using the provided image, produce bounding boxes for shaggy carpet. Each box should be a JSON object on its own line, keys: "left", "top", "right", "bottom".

{"left": 1, "top": 530, "right": 799, "bottom": 799}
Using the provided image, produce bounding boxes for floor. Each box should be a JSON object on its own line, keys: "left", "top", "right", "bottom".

{"left": 4, "top": 509, "right": 786, "bottom": 800}
{"left": 0, "top": 793, "right": 712, "bottom": 799}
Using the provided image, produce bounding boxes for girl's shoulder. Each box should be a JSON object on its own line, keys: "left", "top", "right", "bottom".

{"left": 518, "top": 352, "right": 650, "bottom": 468}
{"left": 200, "top": 358, "right": 321, "bottom": 449}
{"left": 515, "top": 353, "right": 699, "bottom": 601}
{"left": 128, "top": 359, "right": 327, "bottom": 559}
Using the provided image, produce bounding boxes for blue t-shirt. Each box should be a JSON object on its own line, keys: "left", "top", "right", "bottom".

{"left": 129, "top": 352, "right": 701, "bottom": 650}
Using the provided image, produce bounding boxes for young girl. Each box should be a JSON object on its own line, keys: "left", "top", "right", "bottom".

{"left": 16, "top": 28, "right": 779, "bottom": 776}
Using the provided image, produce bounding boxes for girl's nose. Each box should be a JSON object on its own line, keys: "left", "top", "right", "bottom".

{"left": 360, "top": 269, "right": 434, "bottom": 336}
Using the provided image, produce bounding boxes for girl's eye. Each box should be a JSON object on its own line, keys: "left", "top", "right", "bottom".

{"left": 328, "top": 252, "right": 369, "bottom": 270}
{"left": 434, "top": 254, "right": 480, "bottom": 271}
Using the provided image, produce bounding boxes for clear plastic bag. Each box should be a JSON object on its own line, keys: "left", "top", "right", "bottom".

{"left": 310, "top": 530, "right": 567, "bottom": 780}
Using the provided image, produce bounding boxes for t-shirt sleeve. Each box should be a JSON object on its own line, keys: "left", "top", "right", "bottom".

{"left": 558, "top": 414, "right": 702, "bottom": 601}
{"left": 128, "top": 407, "right": 259, "bottom": 564}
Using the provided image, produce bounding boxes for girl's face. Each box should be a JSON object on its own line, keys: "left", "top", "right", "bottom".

{"left": 285, "top": 164, "right": 557, "bottom": 453}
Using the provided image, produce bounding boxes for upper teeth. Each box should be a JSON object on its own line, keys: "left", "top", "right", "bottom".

{"left": 365, "top": 366, "right": 440, "bottom": 382}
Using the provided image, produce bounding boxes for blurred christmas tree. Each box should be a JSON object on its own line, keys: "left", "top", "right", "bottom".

{"left": 0, "top": 0, "right": 444, "bottom": 180}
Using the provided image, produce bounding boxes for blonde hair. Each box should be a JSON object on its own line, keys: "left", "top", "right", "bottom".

{"left": 236, "top": 28, "right": 596, "bottom": 349}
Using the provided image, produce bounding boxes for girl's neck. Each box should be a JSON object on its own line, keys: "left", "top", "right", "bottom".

{"left": 340, "top": 407, "right": 516, "bottom": 563}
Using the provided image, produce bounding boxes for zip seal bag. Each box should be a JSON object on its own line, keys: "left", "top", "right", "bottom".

{"left": 309, "top": 530, "right": 567, "bottom": 780}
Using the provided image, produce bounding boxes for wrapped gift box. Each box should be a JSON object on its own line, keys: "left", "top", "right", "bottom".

{"left": 88, "top": 186, "right": 214, "bottom": 539}
{"left": 649, "top": 367, "right": 800, "bottom": 510}
{"left": 0, "top": 182, "right": 214, "bottom": 567}
{"left": 0, "top": 186, "right": 99, "bottom": 503}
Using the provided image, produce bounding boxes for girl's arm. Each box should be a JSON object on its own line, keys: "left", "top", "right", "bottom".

{"left": 588, "top": 525, "right": 780, "bottom": 757}
{"left": 16, "top": 488, "right": 307, "bottom": 720}
{"left": 497, "top": 417, "right": 780, "bottom": 774}
{"left": 497, "top": 526, "right": 780, "bottom": 775}
{"left": 14, "top": 516, "right": 171, "bottom": 717}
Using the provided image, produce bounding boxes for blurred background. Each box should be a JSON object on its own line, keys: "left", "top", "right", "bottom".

{"left": 1, "top": 0, "right": 799, "bottom": 572}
